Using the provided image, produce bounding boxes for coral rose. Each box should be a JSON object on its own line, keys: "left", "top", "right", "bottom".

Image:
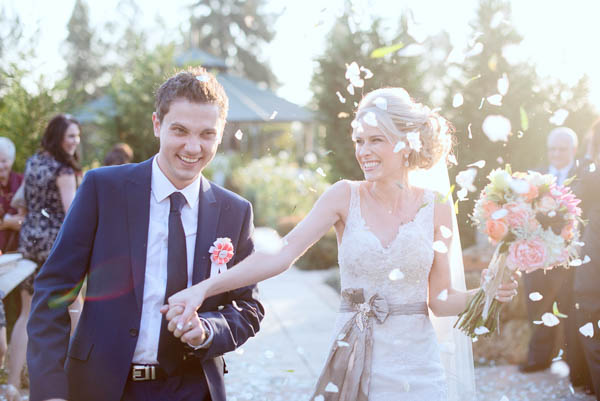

{"left": 482, "top": 200, "right": 501, "bottom": 218}
{"left": 506, "top": 238, "right": 547, "bottom": 273}
{"left": 503, "top": 202, "right": 531, "bottom": 229}
{"left": 486, "top": 219, "right": 508, "bottom": 243}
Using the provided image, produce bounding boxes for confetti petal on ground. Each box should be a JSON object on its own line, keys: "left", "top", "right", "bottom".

{"left": 388, "top": 268, "right": 405, "bottom": 281}
{"left": 482, "top": 115, "right": 511, "bottom": 142}
{"left": 325, "top": 382, "right": 339, "bottom": 393}
{"left": 235, "top": 129, "right": 244, "bottom": 140}
{"left": 549, "top": 109, "right": 569, "bottom": 125}
{"left": 486, "top": 94, "right": 503, "bottom": 106}
{"left": 374, "top": 96, "right": 387, "bottom": 110}
{"left": 432, "top": 241, "right": 448, "bottom": 253}
{"left": 579, "top": 322, "right": 594, "bottom": 337}
{"left": 437, "top": 289, "right": 448, "bottom": 301}
{"left": 474, "top": 326, "right": 490, "bottom": 335}
{"left": 335, "top": 91, "right": 346, "bottom": 103}
{"left": 467, "top": 160, "right": 486, "bottom": 168}
{"left": 542, "top": 312, "right": 560, "bottom": 327}
{"left": 452, "top": 93, "right": 464, "bottom": 108}
{"left": 529, "top": 292, "right": 543, "bottom": 302}
{"left": 363, "top": 111, "right": 378, "bottom": 127}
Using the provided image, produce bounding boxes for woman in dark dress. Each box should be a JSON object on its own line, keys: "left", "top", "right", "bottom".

{"left": 6, "top": 115, "right": 82, "bottom": 399}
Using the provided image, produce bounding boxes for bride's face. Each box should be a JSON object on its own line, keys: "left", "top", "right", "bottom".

{"left": 353, "top": 126, "right": 405, "bottom": 181}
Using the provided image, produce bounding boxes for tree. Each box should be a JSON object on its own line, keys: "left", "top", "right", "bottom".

{"left": 311, "top": 12, "right": 430, "bottom": 181}
{"left": 64, "top": 0, "right": 104, "bottom": 104}
{"left": 186, "top": 0, "right": 278, "bottom": 87}
{"left": 442, "top": 0, "right": 597, "bottom": 245}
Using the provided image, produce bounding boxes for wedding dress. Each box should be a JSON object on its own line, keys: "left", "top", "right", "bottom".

{"left": 311, "top": 181, "right": 448, "bottom": 400}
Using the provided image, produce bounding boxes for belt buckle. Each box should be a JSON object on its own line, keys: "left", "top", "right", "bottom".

{"left": 132, "top": 365, "right": 156, "bottom": 381}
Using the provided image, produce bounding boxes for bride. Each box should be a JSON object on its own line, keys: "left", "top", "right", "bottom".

{"left": 163, "top": 87, "right": 518, "bottom": 400}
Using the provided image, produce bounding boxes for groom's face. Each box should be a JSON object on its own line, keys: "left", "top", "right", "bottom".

{"left": 153, "top": 98, "right": 224, "bottom": 189}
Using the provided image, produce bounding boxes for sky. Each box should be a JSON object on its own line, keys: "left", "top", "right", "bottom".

{"left": 4, "top": 0, "right": 600, "bottom": 110}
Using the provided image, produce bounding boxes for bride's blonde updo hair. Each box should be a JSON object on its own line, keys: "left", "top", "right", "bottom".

{"left": 352, "top": 87, "right": 454, "bottom": 170}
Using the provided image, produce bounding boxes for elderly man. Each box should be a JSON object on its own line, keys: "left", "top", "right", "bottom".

{"left": 520, "top": 127, "right": 579, "bottom": 373}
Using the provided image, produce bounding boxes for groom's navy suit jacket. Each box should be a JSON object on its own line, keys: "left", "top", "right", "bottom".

{"left": 27, "top": 157, "right": 264, "bottom": 401}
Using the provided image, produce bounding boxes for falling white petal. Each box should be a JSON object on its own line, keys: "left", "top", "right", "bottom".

{"left": 269, "top": 111, "right": 278, "bottom": 120}
{"left": 337, "top": 341, "right": 350, "bottom": 347}
{"left": 533, "top": 320, "right": 543, "bottom": 325}
{"left": 583, "top": 255, "right": 591, "bottom": 264}
{"left": 398, "top": 43, "right": 426, "bottom": 57}
{"left": 569, "top": 259, "right": 582, "bottom": 267}
{"left": 549, "top": 109, "right": 569, "bottom": 125}
{"left": 325, "top": 382, "right": 339, "bottom": 393}
{"left": 406, "top": 131, "right": 422, "bottom": 152}
{"left": 579, "top": 322, "right": 594, "bottom": 337}
{"left": 482, "top": 115, "right": 511, "bottom": 142}
{"left": 433, "top": 241, "right": 448, "bottom": 253}
{"left": 550, "top": 360, "right": 570, "bottom": 378}
{"left": 374, "top": 97, "right": 387, "bottom": 110}
{"left": 388, "top": 269, "right": 405, "bottom": 281}
{"left": 440, "top": 225, "right": 453, "bottom": 238}
{"left": 465, "top": 42, "right": 484, "bottom": 58}
{"left": 589, "top": 163, "right": 596, "bottom": 173}
{"left": 316, "top": 167, "right": 326, "bottom": 177}
{"left": 497, "top": 73, "right": 509, "bottom": 95}
{"left": 467, "top": 123, "right": 473, "bottom": 139}
{"left": 336, "top": 91, "right": 346, "bottom": 104}
{"left": 345, "top": 62, "right": 360, "bottom": 80}
{"left": 455, "top": 168, "right": 477, "bottom": 192}
{"left": 452, "top": 93, "right": 464, "bottom": 108}
{"left": 363, "top": 112, "right": 378, "bottom": 127}
{"left": 393, "top": 141, "right": 406, "bottom": 153}
{"left": 350, "top": 77, "right": 364, "bottom": 88}
{"left": 509, "top": 179, "right": 530, "bottom": 194}
{"left": 447, "top": 154, "right": 458, "bottom": 165}
{"left": 529, "top": 292, "right": 543, "bottom": 302}
{"left": 486, "top": 94, "right": 503, "bottom": 106}
{"left": 474, "top": 326, "right": 490, "bottom": 335}
{"left": 41, "top": 209, "right": 50, "bottom": 218}
{"left": 437, "top": 289, "right": 449, "bottom": 301}
{"left": 490, "top": 11, "right": 505, "bottom": 29}
{"left": 346, "top": 83, "right": 355, "bottom": 95}
{"left": 542, "top": 312, "right": 560, "bottom": 327}
{"left": 467, "top": 160, "right": 486, "bottom": 169}
{"left": 234, "top": 129, "right": 244, "bottom": 141}
{"left": 457, "top": 187, "right": 468, "bottom": 201}
{"left": 478, "top": 97, "right": 485, "bottom": 110}
{"left": 360, "top": 66, "right": 374, "bottom": 79}
{"left": 314, "top": 396, "right": 325, "bottom": 401}
{"left": 304, "top": 152, "right": 317, "bottom": 164}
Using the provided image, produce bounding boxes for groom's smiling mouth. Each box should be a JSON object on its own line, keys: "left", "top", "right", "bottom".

{"left": 177, "top": 154, "right": 201, "bottom": 165}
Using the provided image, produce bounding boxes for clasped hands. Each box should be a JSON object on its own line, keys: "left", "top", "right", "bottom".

{"left": 160, "top": 284, "right": 209, "bottom": 347}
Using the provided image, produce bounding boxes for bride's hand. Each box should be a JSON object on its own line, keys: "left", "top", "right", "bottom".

{"left": 480, "top": 269, "right": 520, "bottom": 303}
{"left": 160, "top": 284, "right": 208, "bottom": 330}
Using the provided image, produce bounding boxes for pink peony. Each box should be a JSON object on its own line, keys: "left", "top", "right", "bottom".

{"left": 536, "top": 195, "right": 558, "bottom": 214}
{"left": 486, "top": 219, "right": 508, "bottom": 243}
{"left": 503, "top": 202, "right": 531, "bottom": 229}
{"left": 507, "top": 238, "right": 547, "bottom": 273}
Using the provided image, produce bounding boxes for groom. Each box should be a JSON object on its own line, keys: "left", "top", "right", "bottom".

{"left": 27, "top": 68, "right": 264, "bottom": 401}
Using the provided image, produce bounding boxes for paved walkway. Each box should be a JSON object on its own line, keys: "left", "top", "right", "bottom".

{"left": 224, "top": 266, "right": 595, "bottom": 401}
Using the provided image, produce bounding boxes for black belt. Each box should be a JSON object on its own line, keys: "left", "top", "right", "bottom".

{"left": 129, "top": 360, "right": 202, "bottom": 382}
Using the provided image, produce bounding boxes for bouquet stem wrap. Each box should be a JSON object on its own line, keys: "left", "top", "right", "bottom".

{"left": 455, "top": 242, "right": 511, "bottom": 337}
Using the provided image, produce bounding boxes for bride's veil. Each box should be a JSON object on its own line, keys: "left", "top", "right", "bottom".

{"left": 409, "top": 159, "right": 477, "bottom": 401}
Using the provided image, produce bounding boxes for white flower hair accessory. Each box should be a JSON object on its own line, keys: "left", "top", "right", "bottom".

{"left": 209, "top": 237, "right": 234, "bottom": 277}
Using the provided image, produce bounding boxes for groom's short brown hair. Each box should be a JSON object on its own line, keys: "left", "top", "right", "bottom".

{"left": 155, "top": 66, "right": 229, "bottom": 123}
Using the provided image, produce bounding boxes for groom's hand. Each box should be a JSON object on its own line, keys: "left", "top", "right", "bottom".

{"left": 165, "top": 305, "right": 208, "bottom": 347}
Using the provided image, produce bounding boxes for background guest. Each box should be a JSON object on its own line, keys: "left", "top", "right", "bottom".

{"left": 103, "top": 142, "right": 133, "bottom": 166}
{"left": 570, "top": 118, "right": 600, "bottom": 399}
{"left": 6, "top": 114, "right": 83, "bottom": 398}
{"left": 521, "top": 127, "right": 579, "bottom": 373}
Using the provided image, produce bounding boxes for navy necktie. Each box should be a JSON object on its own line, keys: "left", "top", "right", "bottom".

{"left": 157, "top": 192, "right": 188, "bottom": 373}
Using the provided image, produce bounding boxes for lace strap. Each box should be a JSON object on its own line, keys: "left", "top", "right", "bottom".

{"left": 345, "top": 181, "right": 362, "bottom": 228}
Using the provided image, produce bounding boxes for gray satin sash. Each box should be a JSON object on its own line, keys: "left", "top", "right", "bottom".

{"left": 310, "top": 288, "right": 428, "bottom": 401}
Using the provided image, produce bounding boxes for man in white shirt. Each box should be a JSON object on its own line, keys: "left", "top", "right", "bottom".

{"left": 521, "top": 127, "right": 579, "bottom": 373}
{"left": 26, "top": 68, "right": 264, "bottom": 401}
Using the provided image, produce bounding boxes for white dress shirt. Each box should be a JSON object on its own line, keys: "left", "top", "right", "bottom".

{"left": 549, "top": 162, "right": 573, "bottom": 186}
{"left": 132, "top": 156, "right": 207, "bottom": 364}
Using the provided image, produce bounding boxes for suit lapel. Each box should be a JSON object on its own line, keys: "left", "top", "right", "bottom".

{"left": 126, "top": 158, "right": 153, "bottom": 310}
{"left": 192, "top": 176, "right": 222, "bottom": 284}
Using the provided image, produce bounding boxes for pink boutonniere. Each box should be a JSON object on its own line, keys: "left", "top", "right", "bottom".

{"left": 209, "top": 237, "right": 234, "bottom": 277}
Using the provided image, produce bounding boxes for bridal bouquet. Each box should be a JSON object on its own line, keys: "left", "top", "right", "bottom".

{"left": 455, "top": 165, "right": 583, "bottom": 337}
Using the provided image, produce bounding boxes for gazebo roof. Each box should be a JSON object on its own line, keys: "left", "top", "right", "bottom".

{"left": 74, "top": 49, "right": 315, "bottom": 124}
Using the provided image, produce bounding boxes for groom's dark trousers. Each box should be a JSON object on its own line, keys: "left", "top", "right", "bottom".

{"left": 26, "top": 157, "right": 264, "bottom": 401}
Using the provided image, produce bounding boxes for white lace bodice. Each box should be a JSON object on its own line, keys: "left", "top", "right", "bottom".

{"left": 338, "top": 181, "right": 435, "bottom": 305}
